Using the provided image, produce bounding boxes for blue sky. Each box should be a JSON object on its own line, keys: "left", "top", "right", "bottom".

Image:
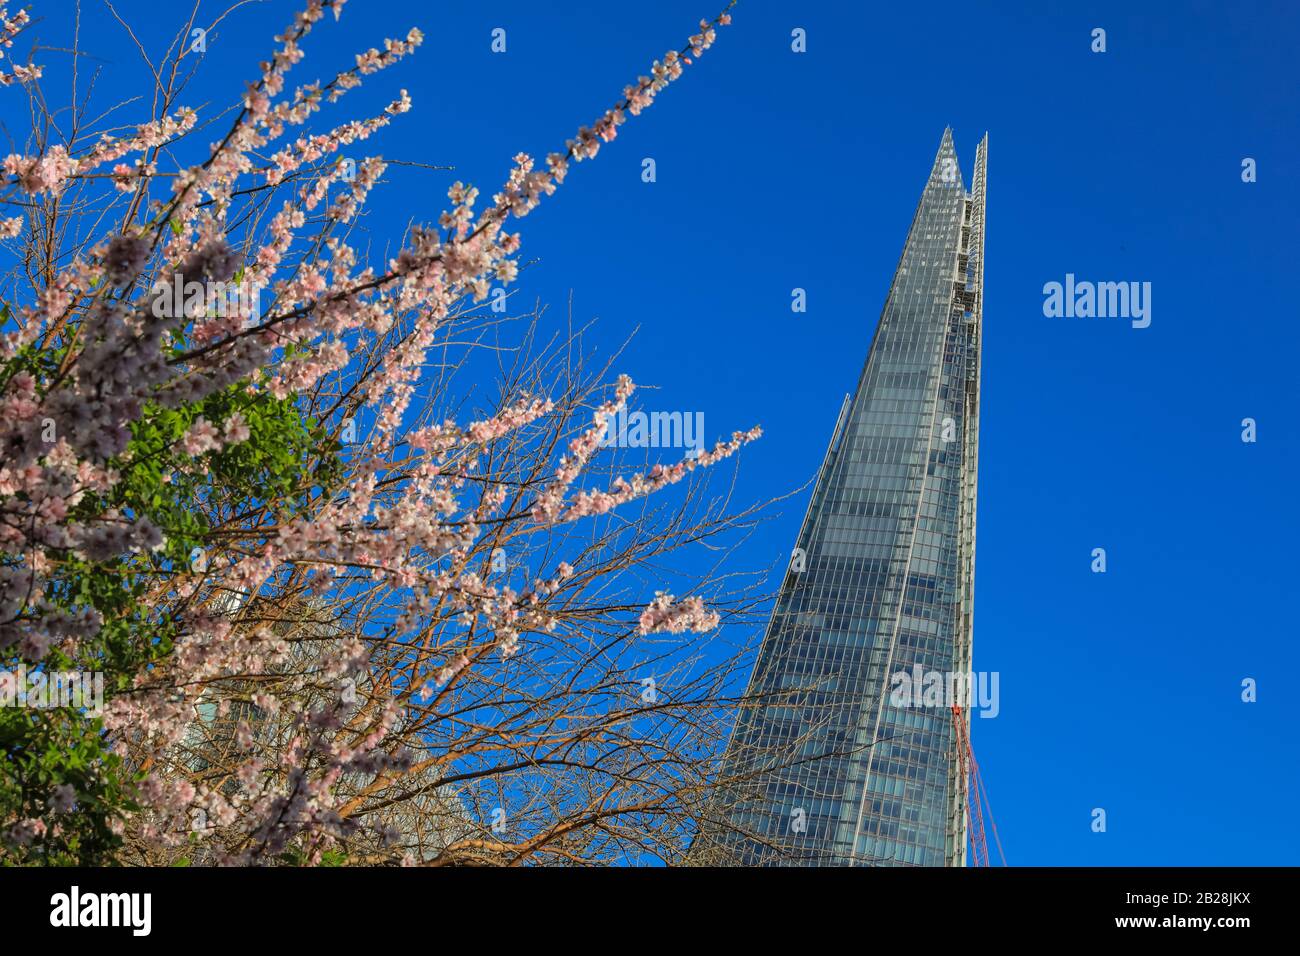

{"left": 25, "top": 0, "right": 1300, "bottom": 864}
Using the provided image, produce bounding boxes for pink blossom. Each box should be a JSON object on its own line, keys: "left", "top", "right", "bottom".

{"left": 7, "top": 817, "right": 46, "bottom": 846}
{"left": 180, "top": 417, "right": 223, "bottom": 456}
{"left": 638, "top": 592, "right": 720, "bottom": 635}
{"left": 223, "top": 412, "right": 251, "bottom": 445}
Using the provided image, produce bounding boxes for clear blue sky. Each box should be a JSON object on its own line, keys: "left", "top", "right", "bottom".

{"left": 27, "top": 0, "right": 1300, "bottom": 864}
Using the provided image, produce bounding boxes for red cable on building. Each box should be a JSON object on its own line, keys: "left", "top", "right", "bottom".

{"left": 951, "top": 703, "right": 1006, "bottom": 866}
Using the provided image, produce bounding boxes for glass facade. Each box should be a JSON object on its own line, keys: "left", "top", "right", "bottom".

{"left": 718, "top": 130, "right": 987, "bottom": 866}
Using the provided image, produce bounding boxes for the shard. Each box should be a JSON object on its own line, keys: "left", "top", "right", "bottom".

{"left": 715, "top": 130, "right": 988, "bottom": 866}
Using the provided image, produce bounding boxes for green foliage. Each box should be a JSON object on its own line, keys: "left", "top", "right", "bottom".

{"left": 0, "top": 707, "right": 135, "bottom": 865}
{"left": 1, "top": 369, "right": 344, "bottom": 863}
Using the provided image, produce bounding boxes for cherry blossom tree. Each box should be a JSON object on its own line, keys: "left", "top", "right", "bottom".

{"left": 0, "top": 0, "right": 825, "bottom": 866}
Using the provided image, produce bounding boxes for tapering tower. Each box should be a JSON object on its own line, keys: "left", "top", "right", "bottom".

{"left": 715, "top": 130, "right": 987, "bottom": 866}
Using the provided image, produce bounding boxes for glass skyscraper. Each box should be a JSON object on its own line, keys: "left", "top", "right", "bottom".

{"left": 713, "top": 130, "right": 987, "bottom": 866}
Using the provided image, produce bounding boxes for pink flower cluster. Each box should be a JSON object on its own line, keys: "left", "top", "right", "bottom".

{"left": 638, "top": 592, "right": 721, "bottom": 635}
{"left": 531, "top": 375, "right": 637, "bottom": 524}
{"left": 550, "top": 423, "right": 763, "bottom": 525}
{"left": 0, "top": 5, "right": 37, "bottom": 86}
{"left": 3, "top": 108, "right": 197, "bottom": 194}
